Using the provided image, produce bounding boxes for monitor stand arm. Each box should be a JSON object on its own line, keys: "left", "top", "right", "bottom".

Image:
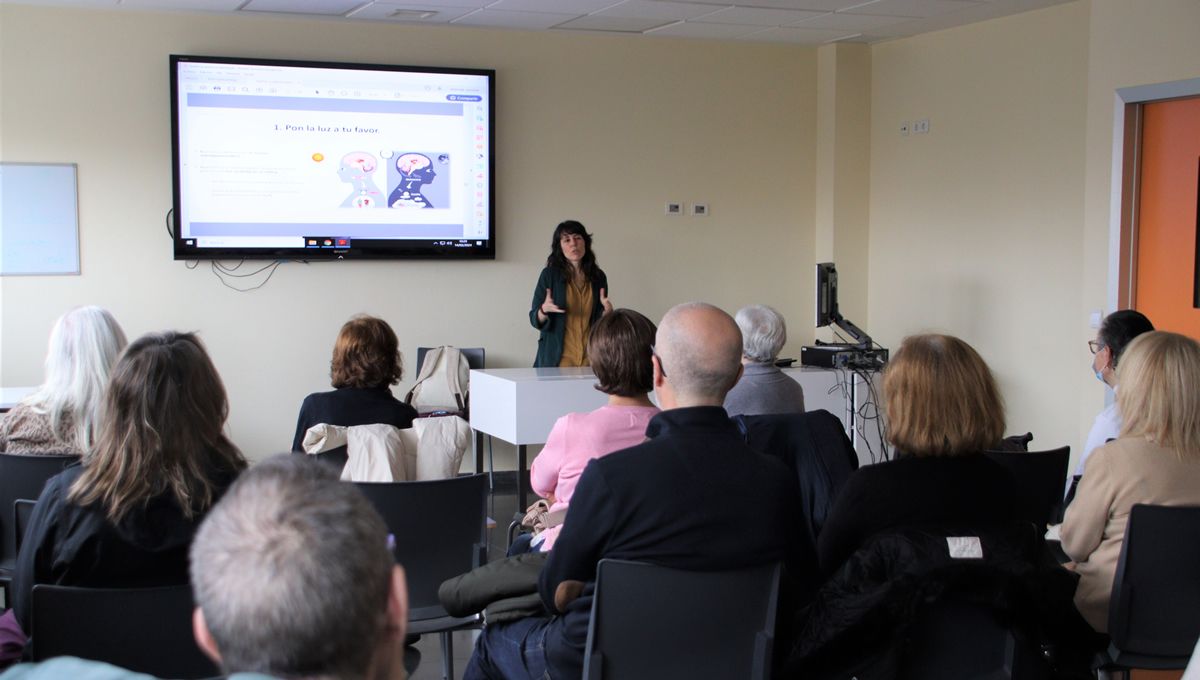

{"left": 834, "top": 314, "right": 872, "bottom": 348}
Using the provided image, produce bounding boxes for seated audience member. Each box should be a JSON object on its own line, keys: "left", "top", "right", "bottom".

{"left": 291, "top": 314, "right": 417, "bottom": 470}
{"left": 816, "top": 334, "right": 1018, "bottom": 575}
{"left": 724, "top": 304, "right": 805, "bottom": 416}
{"left": 0, "top": 306, "right": 126, "bottom": 455}
{"left": 1078, "top": 309, "right": 1154, "bottom": 478}
{"left": 525, "top": 308, "right": 659, "bottom": 552}
{"left": 0, "top": 456, "right": 409, "bottom": 680}
{"left": 190, "top": 455, "right": 409, "bottom": 680}
{"left": 8, "top": 331, "right": 247, "bottom": 638}
{"left": 1061, "top": 331, "right": 1200, "bottom": 633}
{"left": 464, "top": 302, "right": 804, "bottom": 680}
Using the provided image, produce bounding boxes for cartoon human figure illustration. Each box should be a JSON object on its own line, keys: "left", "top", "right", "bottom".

{"left": 388, "top": 153, "right": 436, "bottom": 209}
{"left": 338, "top": 152, "right": 383, "bottom": 208}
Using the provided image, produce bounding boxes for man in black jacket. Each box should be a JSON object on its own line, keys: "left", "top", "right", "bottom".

{"left": 464, "top": 302, "right": 806, "bottom": 680}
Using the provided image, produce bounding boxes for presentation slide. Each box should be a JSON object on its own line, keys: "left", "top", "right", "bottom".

{"left": 173, "top": 59, "right": 491, "bottom": 253}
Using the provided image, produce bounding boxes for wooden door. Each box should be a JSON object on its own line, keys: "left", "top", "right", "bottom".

{"left": 1135, "top": 96, "right": 1200, "bottom": 338}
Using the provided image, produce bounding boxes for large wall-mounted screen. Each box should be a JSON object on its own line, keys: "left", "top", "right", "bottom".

{"left": 171, "top": 55, "right": 495, "bottom": 260}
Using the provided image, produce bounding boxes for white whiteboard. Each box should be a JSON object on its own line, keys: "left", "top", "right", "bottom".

{"left": 0, "top": 163, "right": 81, "bottom": 276}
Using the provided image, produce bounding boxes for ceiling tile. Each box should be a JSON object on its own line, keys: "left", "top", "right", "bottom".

{"left": 555, "top": 14, "right": 676, "bottom": 31}
{"left": 120, "top": 0, "right": 244, "bottom": 9}
{"left": 488, "top": 0, "right": 619, "bottom": 12}
{"left": 241, "top": 0, "right": 367, "bottom": 15}
{"left": 739, "top": 24, "right": 862, "bottom": 42}
{"left": 347, "top": 3, "right": 476, "bottom": 21}
{"left": 843, "top": 0, "right": 985, "bottom": 18}
{"left": 694, "top": 5, "right": 826, "bottom": 25}
{"left": 596, "top": 0, "right": 721, "bottom": 20}
{"left": 789, "top": 10, "right": 909, "bottom": 29}
{"left": 645, "top": 19, "right": 764, "bottom": 38}
{"left": 359, "top": 0, "right": 490, "bottom": 6}
{"left": 450, "top": 8, "right": 577, "bottom": 29}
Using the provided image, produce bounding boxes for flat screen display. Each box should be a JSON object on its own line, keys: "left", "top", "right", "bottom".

{"left": 171, "top": 55, "right": 495, "bottom": 260}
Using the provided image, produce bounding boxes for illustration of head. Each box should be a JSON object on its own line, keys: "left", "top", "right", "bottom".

{"left": 396, "top": 153, "right": 435, "bottom": 182}
{"left": 338, "top": 152, "right": 378, "bottom": 182}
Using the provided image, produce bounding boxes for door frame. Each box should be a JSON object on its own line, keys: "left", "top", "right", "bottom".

{"left": 1109, "top": 77, "right": 1200, "bottom": 312}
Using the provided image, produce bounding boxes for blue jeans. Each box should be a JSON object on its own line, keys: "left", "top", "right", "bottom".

{"left": 463, "top": 616, "right": 553, "bottom": 680}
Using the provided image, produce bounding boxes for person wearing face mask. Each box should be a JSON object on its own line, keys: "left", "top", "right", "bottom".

{"left": 529, "top": 220, "right": 613, "bottom": 368}
{"left": 1079, "top": 310, "right": 1154, "bottom": 478}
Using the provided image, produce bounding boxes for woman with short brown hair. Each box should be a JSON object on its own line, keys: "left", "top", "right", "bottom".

{"left": 526, "top": 309, "right": 659, "bottom": 552}
{"left": 816, "top": 334, "right": 1017, "bottom": 574}
{"left": 292, "top": 315, "right": 416, "bottom": 470}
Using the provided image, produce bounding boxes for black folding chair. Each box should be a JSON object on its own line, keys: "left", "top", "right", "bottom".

{"left": 354, "top": 474, "right": 489, "bottom": 680}
{"left": 898, "top": 598, "right": 1053, "bottom": 679}
{"left": 30, "top": 583, "right": 218, "bottom": 679}
{"left": 984, "top": 447, "right": 1070, "bottom": 531}
{"left": 582, "top": 559, "right": 781, "bottom": 680}
{"left": 1097, "top": 504, "right": 1200, "bottom": 679}
{"left": 0, "top": 454, "right": 79, "bottom": 602}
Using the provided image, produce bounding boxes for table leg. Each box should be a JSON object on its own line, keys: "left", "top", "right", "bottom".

{"left": 518, "top": 444, "right": 528, "bottom": 510}
{"left": 474, "top": 431, "right": 484, "bottom": 474}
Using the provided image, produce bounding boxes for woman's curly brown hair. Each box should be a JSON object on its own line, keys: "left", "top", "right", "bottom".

{"left": 330, "top": 315, "right": 403, "bottom": 389}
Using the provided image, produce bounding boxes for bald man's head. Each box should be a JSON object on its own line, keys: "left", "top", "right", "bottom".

{"left": 655, "top": 303, "right": 744, "bottom": 405}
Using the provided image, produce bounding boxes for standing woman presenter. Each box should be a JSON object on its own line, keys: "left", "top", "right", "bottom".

{"left": 529, "top": 220, "right": 613, "bottom": 367}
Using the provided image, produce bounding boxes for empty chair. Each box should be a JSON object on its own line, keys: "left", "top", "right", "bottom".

{"left": 354, "top": 473, "right": 489, "bottom": 680}
{"left": 0, "top": 453, "right": 80, "bottom": 598}
{"left": 984, "top": 446, "right": 1070, "bottom": 530}
{"left": 582, "top": 559, "right": 781, "bottom": 680}
{"left": 29, "top": 583, "right": 219, "bottom": 679}
{"left": 1097, "top": 504, "right": 1200, "bottom": 679}
{"left": 415, "top": 346, "right": 490, "bottom": 476}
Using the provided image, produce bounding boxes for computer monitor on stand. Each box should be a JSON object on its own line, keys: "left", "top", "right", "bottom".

{"left": 804, "top": 262, "right": 887, "bottom": 368}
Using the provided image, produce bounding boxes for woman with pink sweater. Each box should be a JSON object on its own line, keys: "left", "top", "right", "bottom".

{"left": 528, "top": 309, "right": 659, "bottom": 551}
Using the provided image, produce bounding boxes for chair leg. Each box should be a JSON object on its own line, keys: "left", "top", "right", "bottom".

{"left": 441, "top": 630, "right": 453, "bottom": 680}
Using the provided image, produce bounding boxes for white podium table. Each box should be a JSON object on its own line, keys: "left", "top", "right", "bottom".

{"left": 470, "top": 366, "right": 883, "bottom": 507}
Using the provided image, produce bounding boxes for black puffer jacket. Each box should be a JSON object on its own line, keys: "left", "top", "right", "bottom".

{"left": 781, "top": 523, "right": 1090, "bottom": 680}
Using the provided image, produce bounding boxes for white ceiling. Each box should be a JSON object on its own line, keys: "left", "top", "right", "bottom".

{"left": 2, "top": 0, "right": 1073, "bottom": 44}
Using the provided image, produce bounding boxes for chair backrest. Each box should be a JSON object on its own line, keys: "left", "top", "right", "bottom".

{"left": 30, "top": 583, "right": 219, "bottom": 679}
{"left": 898, "top": 598, "right": 1052, "bottom": 680}
{"left": 408, "top": 346, "right": 483, "bottom": 415}
{"left": 983, "top": 447, "right": 1070, "bottom": 529}
{"left": 736, "top": 410, "right": 858, "bottom": 546}
{"left": 353, "top": 474, "right": 489, "bottom": 621}
{"left": 14, "top": 499, "right": 36, "bottom": 555}
{"left": 0, "top": 453, "right": 80, "bottom": 569}
{"left": 582, "top": 559, "right": 781, "bottom": 680}
{"left": 1108, "top": 504, "right": 1200, "bottom": 659}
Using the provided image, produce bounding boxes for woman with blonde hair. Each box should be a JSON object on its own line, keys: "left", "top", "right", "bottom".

{"left": 8, "top": 331, "right": 247, "bottom": 637}
{"left": 1062, "top": 330, "right": 1200, "bottom": 633}
{"left": 816, "top": 333, "right": 1018, "bottom": 574}
{"left": 0, "top": 306, "right": 126, "bottom": 455}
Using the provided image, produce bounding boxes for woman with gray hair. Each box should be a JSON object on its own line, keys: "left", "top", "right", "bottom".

{"left": 0, "top": 306, "right": 126, "bottom": 455}
{"left": 723, "top": 304, "right": 805, "bottom": 417}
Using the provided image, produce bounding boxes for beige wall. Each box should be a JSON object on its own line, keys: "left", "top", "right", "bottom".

{"left": 867, "top": 2, "right": 1090, "bottom": 456}
{"left": 0, "top": 5, "right": 816, "bottom": 463}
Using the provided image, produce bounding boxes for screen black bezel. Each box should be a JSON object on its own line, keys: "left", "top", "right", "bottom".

{"left": 170, "top": 54, "right": 496, "bottom": 261}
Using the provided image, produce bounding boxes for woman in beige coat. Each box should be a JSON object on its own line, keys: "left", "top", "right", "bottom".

{"left": 1061, "top": 330, "right": 1200, "bottom": 633}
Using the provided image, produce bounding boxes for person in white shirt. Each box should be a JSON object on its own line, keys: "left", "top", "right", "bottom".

{"left": 1078, "top": 310, "right": 1154, "bottom": 478}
